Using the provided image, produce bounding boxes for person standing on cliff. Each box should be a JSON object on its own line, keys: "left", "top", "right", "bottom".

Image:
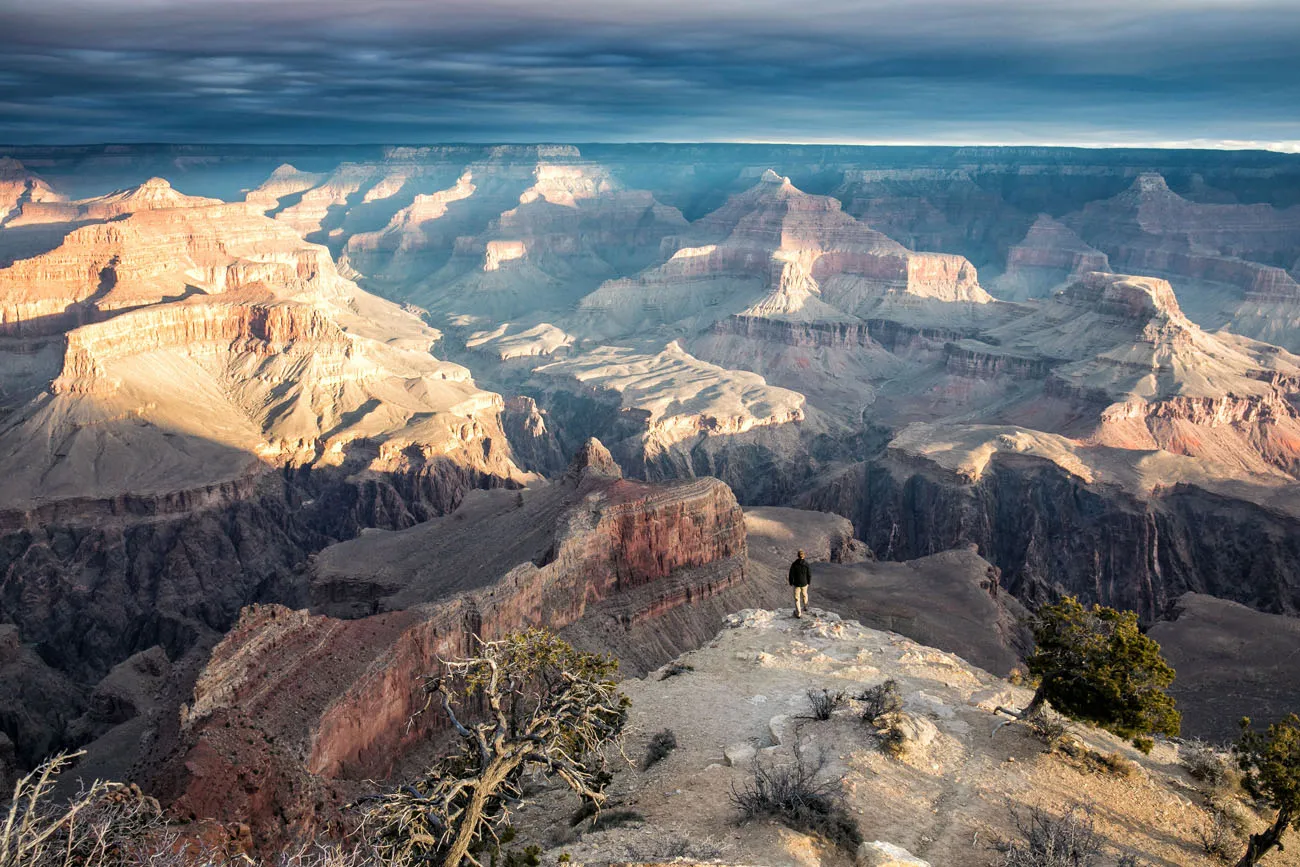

{"left": 789, "top": 549, "right": 811, "bottom": 618}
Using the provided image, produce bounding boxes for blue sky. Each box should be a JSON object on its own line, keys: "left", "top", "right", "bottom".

{"left": 1, "top": 0, "right": 1298, "bottom": 148}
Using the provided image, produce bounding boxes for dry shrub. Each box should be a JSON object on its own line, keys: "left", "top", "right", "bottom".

{"left": 585, "top": 809, "right": 645, "bottom": 833}
{"left": 1198, "top": 801, "right": 1245, "bottom": 862}
{"left": 0, "top": 752, "right": 379, "bottom": 867}
{"left": 1054, "top": 739, "right": 1138, "bottom": 779}
{"left": 878, "top": 719, "right": 908, "bottom": 758}
{"left": 641, "top": 729, "right": 677, "bottom": 771}
{"left": 858, "top": 679, "right": 902, "bottom": 725}
{"left": 1028, "top": 712, "right": 1069, "bottom": 750}
{"left": 1180, "top": 739, "right": 1235, "bottom": 793}
{"left": 621, "top": 834, "right": 723, "bottom": 862}
{"left": 858, "top": 679, "right": 907, "bottom": 758}
{"left": 1096, "top": 751, "right": 1138, "bottom": 779}
{"left": 802, "top": 688, "right": 846, "bottom": 722}
{"left": 730, "top": 741, "right": 861, "bottom": 852}
{"left": 0, "top": 752, "right": 178, "bottom": 867}
{"left": 994, "top": 806, "right": 1103, "bottom": 867}
{"left": 657, "top": 663, "right": 693, "bottom": 681}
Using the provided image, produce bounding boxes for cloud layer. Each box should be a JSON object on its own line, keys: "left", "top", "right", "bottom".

{"left": 2, "top": 0, "right": 1298, "bottom": 146}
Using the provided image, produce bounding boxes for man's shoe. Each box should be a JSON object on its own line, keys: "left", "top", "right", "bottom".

{"left": 794, "top": 610, "right": 801, "bottom": 618}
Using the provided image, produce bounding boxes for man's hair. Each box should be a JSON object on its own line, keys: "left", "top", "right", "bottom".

{"left": 797, "top": 549, "right": 805, "bottom": 557}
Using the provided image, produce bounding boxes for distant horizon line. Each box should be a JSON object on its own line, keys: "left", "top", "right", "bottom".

{"left": 2, "top": 139, "right": 1300, "bottom": 155}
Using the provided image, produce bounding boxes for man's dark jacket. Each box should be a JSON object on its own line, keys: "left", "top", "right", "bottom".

{"left": 788, "top": 557, "right": 811, "bottom": 587}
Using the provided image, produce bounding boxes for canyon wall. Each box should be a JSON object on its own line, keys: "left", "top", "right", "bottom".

{"left": 802, "top": 451, "right": 1300, "bottom": 621}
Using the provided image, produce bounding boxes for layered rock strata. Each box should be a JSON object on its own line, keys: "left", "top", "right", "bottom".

{"left": 0, "top": 177, "right": 529, "bottom": 771}
{"left": 143, "top": 442, "right": 763, "bottom": 844}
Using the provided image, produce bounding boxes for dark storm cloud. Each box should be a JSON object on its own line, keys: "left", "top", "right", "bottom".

{"left": 1, "top": 0, "right": 1298, "bottom": 146}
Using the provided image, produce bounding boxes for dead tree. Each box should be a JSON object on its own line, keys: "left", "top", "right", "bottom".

{"left": 359, "top": 629, "right": 629, "bottom": 867}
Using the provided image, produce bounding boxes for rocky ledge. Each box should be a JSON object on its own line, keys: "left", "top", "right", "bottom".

{"left": 503, "top": 608, "right": 1283, "bottom": 867}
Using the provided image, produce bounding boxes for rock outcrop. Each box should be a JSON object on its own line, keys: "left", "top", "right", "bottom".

{"left": 576, "top": 170, "right": 995, "bottom": 339}
{"left": 945, "top": 272, "right": 1300, "bottom": 477}
{"left": 991, "top": 215, "right": 1110, "bottom": 300}
{"left": 1059, "top": 172, "right": 1300, "bottom": 339}
{"left": 7, "top": 177, "right": 221, "bottom": 226}
{"left": 142, "top": 446, "right": 763, "bottom": 844}
{"left": 0, "top": 158, "right": 62, "bottom": 225}
{"left": 397, "top": 158, "right": 686, "bottom": 322}
{"left": 833, "top": 166, "right": 1033, "bottom": 270}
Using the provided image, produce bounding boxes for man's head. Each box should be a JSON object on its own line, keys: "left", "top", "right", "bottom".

{"left": 797, "top": 549, "right": 805, "bottom": 559}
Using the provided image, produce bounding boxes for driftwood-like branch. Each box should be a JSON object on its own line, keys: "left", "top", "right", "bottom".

{"left": 359, "top": 630, "right": 627, "bottom": 867}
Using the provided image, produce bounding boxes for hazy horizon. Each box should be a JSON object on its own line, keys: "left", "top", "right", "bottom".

{"left": 3, "top": 0, "right": 1298, "bottom": 149}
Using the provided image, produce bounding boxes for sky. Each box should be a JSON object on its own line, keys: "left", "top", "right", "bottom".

{"left": 1, "top": 0, "right": 1299, "bottom": 149}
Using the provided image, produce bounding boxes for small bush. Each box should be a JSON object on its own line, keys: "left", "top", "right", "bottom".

{"left": 1056, "top": 740, "right": 1138, "bottom": 779}
{"left": 586, "top": 809, "right": 646, "bottom": 833}
{"left": 994, "top": 806, "right": 1103, "bottom": 867}
{"left": 858, "top": 679, "right": 907, "bottom": 757}
{"left": 878, "top": 719, "right": 908, "bottom": 758}
{"left": 803, "top": 688, "right": 847, "bottom": 721}
{"left": 1198, "top": 802, "right": 1244, "bottom": 862}
{"left": 1097, "top": 751, "right": 1138, "bottom": 779}
{"left": 1028, "top": 712, "right": 1069, "bottom": 750}
{"left": 1181, "top": 739, "right": 1233, "bottom": 791}
{"left": 730, "top": 742, "right": 862, "bottom": 852}
{"left": 622, "top": 835, "right": 724, "bottom": 862}
{"left": 658, "top": 663, "right": 694, "bottom": 681}
{"left": 858, "top": 679, "right": 902, "bottom": 725}
{"left": 641, "top": 728, "right": 678, "bottom": 770}
{"left": 497, "top": 845, "right": 542, "bottom": 867}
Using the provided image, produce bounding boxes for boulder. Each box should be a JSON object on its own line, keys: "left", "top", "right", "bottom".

{"left": 724, "top": 743, "right": 757, "bottom": 766}
{"left": 857, "top": 840, "right": 931, "bottom": 866}
{"left": 894, "top": 713, "right": 939, "bottom": 750}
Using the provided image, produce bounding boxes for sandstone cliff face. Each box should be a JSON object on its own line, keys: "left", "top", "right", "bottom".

{"left": 0, "top": 158, "right": 63, "bottom": 225}
{"left": 575, "top": 170, "right": 993, "bottom": 340}
{"left": 391, "top": 159, "right": 686, "bottom": 323}
{"left": 499, "top": 395, "right": 569, "bottom": 475}
{"left": 0, "top": 196, "right": 348, "bottom": 336}
{"left": 832, "top": 167, "right": 1034, "bottom": 270}
{"left": 148, "top": 447, "right": 755, "bottom": 844}
{"left": 941, "top": 272, "right": 1300, "bottom": 477}
{"left": 8, "top": 177, "right": 222, "bottom": 226}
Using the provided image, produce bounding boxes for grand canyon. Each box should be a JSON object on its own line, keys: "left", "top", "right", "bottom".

{"left": 3, "top": 139, "right": 1300, "bottom": 863}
